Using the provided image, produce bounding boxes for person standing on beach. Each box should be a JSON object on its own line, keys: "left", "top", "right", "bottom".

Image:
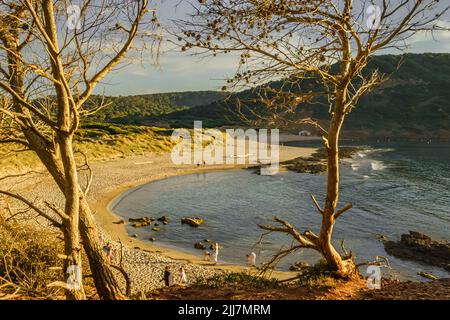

{"left": 163, "top": 266, "right": 172, "bottom": 287}
{"left": 249, "top": 252, "right": 256, "bottom": 267}
{"left": 103, "top": 242, "right": 113, "bottom": 264}
{"left": 178, "top": 267, "right": 187, "bottom": 286}
{"left": 212, "top": 243, "right": 219, "bottom": 264}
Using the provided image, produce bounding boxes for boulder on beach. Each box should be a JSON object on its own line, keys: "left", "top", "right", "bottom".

{"left": 181, "top": 217, "right": 204, "bottom": 227}
{"left": 194, "top": 242, "right": 206, "bottom": 250}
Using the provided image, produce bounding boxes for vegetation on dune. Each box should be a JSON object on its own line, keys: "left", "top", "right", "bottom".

{"left": 0, "top": 124, "right": 175, "bottom": 174}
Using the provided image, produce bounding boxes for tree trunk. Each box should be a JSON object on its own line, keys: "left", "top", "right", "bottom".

{"left": 58, "top": 136, "right": 86, "bottom": 299}
{"left": 318, "top": 109, "right": 355, "bottom": 277}
{"left": 22, "top": 129, "right": 124, "bottom": 299}
{"left": 79, "top": 198, "right": 126, "bottom": 300}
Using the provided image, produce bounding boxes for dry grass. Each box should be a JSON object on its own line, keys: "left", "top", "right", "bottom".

{"left": 0, "top": 213, "right": 65, "bottom": 299}
{"left": 0, "top": 125, "right": 176, "bottom": 174}
{"left": 0, "top": 212, "right": 100, "bottom": 300}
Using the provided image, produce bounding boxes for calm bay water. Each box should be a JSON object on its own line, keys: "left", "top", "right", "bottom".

{"left": 111, "top": 141, "right": 450, "bottom": 281}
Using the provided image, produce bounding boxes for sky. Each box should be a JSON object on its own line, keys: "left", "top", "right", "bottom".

{"left": 95, "top": 1, "right": 450, "bottom": 96}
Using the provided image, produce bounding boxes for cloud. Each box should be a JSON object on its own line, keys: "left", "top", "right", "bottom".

{"left": 405, "top": 20, "right": 450, "bottom": 44}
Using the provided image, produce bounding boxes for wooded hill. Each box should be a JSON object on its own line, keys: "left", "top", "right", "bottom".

{"left": 86, "top": 91, "right": 225, "bottom": 125}
{"left": 87, "top": 53, "right": 450, "bottom": 139}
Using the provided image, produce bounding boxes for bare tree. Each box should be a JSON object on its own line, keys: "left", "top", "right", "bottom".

{"left": 177, "top": 0, "right": 449, "bottom": 277}
{"left": 0, "top": 0, "right": 159, "bottom": 298}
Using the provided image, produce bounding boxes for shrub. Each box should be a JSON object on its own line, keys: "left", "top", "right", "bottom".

{"left": 194, "top": 272, "right": 280, "bottom": 290}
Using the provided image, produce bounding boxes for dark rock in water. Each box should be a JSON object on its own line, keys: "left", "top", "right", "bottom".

{"left": 157, "top": 216, "right": 169, "bottom": 223}
{"left": 113, "top": 219, "right": 125, "bottom": 225}
{"left": 128, "top": 217, "right": 155, "bottom": 223}
{"left": 181, "top": 217, "right": 204, "bottom": 227}
{"left": 163, "top": 221, "right": 169, "bottom": 225}
{"left": 283, "top": 159, "right": 327, "bottom": 174}
{"left": 129, "top": 217, "right": 153, "bottom": 225}
{"left": 204, "top": 239, "right": 211, "bottom": 243}
{"left": 152, "top": 227, "right": 160, "bottom": 232}
{"left": 375, "top": 234, "right": 388, "bottom": 241}
{"left": 132, "top": 222, "right": 148, "bottom": 228}
{"left": 289, "top": 261, "right": 310, "bottom": 271}
{"left": 149, "top": 237, "right": 156, "bottom": 242}
{"left": 384, "top": 231, "right": 450, "bottom": 271}
{"left": 194, "top": 242, "right": 206, "bottom": 250}
{"left": 132, "top": 234, "right": 139, "bottom": 238}
{"left": 281, "top": 146, "right": 365, "bottom": 174}
{"left": 154, "top": 222, "right": 159, "bottom": 227}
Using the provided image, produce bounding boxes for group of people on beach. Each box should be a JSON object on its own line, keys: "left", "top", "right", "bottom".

{"left": 203, "top": 242, "right": 220, "bottom": 263}
{"left": 103, "top": 241, "right": 258, "bottom": 288}
{"left": 163, "top": 266, "right": 187, "bottom": 287}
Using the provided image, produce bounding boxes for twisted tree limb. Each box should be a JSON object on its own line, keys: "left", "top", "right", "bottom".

{"left": 259, "top": 216, "right": 319, "bottom": 249}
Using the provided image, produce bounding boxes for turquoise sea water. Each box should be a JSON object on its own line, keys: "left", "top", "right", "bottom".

{"left": 111, "top": 141, "right": 450, "bottom": 281}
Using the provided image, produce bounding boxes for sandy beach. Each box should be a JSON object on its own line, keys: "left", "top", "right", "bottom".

{"left": 4, "top": 141, "right": 316, "bottom": 294}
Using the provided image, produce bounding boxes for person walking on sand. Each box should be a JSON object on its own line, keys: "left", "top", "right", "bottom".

{"left": 212, "top": 242, "right": 219, "bottom": 264}
{"left": 163, "top": 266, "right": 172, "bottom": 287}
{"left": 178, "top": 267, "right": 187, "bottom": 286}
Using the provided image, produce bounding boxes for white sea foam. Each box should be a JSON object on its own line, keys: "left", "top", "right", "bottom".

{"left": 371, "top": 160, "right": 386, "bottom": 171}
{"left": 356, "top": 152, "right": 366, "bottom": 158}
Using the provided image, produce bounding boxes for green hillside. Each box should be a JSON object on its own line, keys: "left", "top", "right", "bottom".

{"left": 85, "top": 91, "right": 225, "bottom": 124}
{"left": 157, "top": 53, "right": 450, "bottom": 138}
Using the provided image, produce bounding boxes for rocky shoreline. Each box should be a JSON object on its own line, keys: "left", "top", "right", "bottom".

{"left": 281, "top": 146, "right": 365, "bottom": 174}
{"left": 384, "top": 231, "right": 450, "bottom": 273}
